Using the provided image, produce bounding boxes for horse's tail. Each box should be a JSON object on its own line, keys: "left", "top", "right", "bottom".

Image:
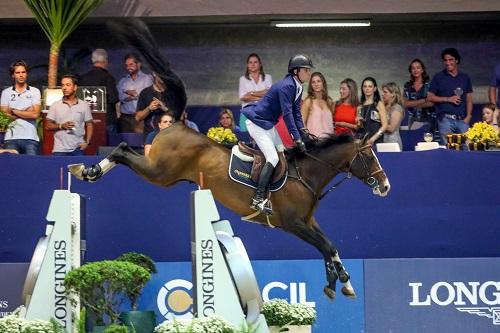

{"left": 109, "top": 19, "right": 187, "bottom": 120}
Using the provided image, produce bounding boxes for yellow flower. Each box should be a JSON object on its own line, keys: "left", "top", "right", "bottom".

{"left": 207, "top": 127, "right": 238, "bottom": 145}
{"left": 464, "top": 122, "right": 499, "bottom": 143}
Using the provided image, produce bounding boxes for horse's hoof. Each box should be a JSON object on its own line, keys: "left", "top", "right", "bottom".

{"left": 341, "top": 286, "right": 356, "bottom": 299}
{"left": 323, "top": 286, "right": 336, "bottom": 300}
{"left": 68, "top": 164, "right": 85, "bottom": 180}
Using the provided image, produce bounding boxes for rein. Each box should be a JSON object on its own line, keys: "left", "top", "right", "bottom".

{"left": 291, "top": 143, "right": 384, "bottom": 200}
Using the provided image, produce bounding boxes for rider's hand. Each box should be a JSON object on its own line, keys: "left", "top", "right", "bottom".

{"left": 295, "top": 140, "right": 307, "bottom": 153}
{"left": 300, "top": 128, "right": 317, "bottom": 143}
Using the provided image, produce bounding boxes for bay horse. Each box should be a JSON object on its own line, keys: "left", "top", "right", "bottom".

{"left": 69, "top": 124, "right": 390, "bottom": 300}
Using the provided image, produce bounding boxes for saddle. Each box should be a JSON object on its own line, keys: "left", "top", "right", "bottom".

{"left": 237, "top": 142, "right": 287, "bottom": 183}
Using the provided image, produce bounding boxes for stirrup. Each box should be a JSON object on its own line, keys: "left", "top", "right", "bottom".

{"left": 251, "top": 198, "right": 273, "bottom": 216}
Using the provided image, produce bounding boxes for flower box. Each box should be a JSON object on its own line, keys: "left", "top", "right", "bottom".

{"left": 269, "top": 325, "right": 312, "bottom": 333}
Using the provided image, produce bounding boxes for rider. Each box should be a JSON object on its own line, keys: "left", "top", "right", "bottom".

{"left": 241, "top": 54, "right": 313, "bottom": 215}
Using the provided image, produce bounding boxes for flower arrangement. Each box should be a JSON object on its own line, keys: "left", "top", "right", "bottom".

{"left": 154, "top": 315, "right": 236, "bottom": 333}
{"left": 207, "top": 127, "right": 238, "bottom": 145}
{"left": 262, "top": 299, "right": 317, "bottom": 327}
{"left": 464, "top": 121, "right": 499, "bottom": 143}
{"left": 0, "top": 315, "right": 63, "bottom": 333}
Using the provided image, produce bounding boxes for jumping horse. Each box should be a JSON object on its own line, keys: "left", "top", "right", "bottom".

{"left": 70, "top": 19, "right": 391, "bottom": 300}
{"left": 69, "top": 125, "right": 390, "bottom": 299}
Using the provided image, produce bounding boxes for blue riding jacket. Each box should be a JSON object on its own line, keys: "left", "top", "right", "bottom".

{"left": 241, "top": 74, "right": 304, "bottom": 141}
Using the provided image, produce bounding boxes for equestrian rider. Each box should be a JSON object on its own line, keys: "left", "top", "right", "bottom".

{"left": 241, "top": 54, "right": 314, "bottom": 215}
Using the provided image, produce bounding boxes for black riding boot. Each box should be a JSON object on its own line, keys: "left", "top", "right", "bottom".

{"left": 251, "top": 162, "right": 275, "bottom": 215}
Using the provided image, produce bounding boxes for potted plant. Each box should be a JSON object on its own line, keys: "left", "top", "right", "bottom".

{"left": 261, "top": 299, "right": 317, "bottom": 333}
{"left": 154, "top": 315, "right": 236, "bottom": 333}
{"left": 0, "top": 111, "right": 15, "bottom": 144}
{"left": 115, "top": 252, "right": 158, "bottom": 333}
{"left": 0, "top": 314, "right": 63, "bottom": 333}
{"left": 64, "top": 260, "right": 150, "bottom": 333}
{"left": 464, "top": 121, "right": 499, "bottom": 150}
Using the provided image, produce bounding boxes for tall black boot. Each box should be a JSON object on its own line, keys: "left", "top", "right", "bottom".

{"left": 251, "top": 162, "right": 275, "bottom": 215}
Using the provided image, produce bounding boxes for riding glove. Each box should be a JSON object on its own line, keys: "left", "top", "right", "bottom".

{"left": 295, "top": 140, "right": 307, "bottom": 153}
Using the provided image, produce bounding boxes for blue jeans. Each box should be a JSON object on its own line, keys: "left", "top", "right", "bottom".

{"left": 438, "top": 116, "right": 469, "bottom": 145}
{"left": 4, "top": 139, "right": 39, "bottom": 155}
{"left": 53, "top": 148, "right": 85, "bottom": 156}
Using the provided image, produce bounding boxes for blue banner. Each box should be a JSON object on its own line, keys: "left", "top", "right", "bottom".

{"left": 365, "top": 258, "right": 500, "bottom": 333}
{"left": 139, "top": 259, "right": 365, "bottom": 333}
{"left": 0, "top": 263, "right": 28, "bottom": 318}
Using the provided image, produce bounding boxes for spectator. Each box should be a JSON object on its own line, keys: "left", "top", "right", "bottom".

{"left": 427, "top": 48, "right": 473, "bottom": 145}
{"left": 117, "top": 53, "right": 153, "bottom": 133}
{"left": 300, "top": 72, "right": 334, "bottom": 138}
{"left": 144, "top": 111, "right": 175, "bottom": 156}
{"left": 239, "top": 53, "right": 272, "bottom": 131}
{"left": 0, "top": 60, "right": 41, "bottom": 155}
{"left": 333, "top": 78, "right": 359, "bottom": 136}
{"left": 357, "top": 77, "right": 388, "bottom": 145}
{"left": 488, "top": 63, "right": 500, "bottom": 108}
{"left": 217, "top": 108, "right": 238, "bottom": 131}
{"left": 180, "top": 110, "right": 199, "bottom": 132}
{"left": 135, "top": 73, "right": 170, "bottom": 142}
{"left": 482, "top": 103, "right": 499, "bottom": 132}
{"left": 382, "top": 82, "right": 405, "bottom": 150}
{"left": 45, "top": 75, "right": 93, "bottom": 156}
{"left": 402, "top": 59, "right": 436, "bottom": 132}
{"left": 79, "top": 48, "right": 119, "bottom": 138}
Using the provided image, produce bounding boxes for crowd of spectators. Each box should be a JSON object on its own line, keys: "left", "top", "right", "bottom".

{"left": 0, "top": 47, "right": 499, "bottom": 155}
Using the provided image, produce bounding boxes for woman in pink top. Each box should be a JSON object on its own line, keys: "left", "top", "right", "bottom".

{"left": 301, "top": 72, "right": 334, "bottom": 138}
{"left": 333, "top": 78, "right": 359, "bottom": 136}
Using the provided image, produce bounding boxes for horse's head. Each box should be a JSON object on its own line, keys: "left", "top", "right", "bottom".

{"left": 347, "top": 139, "right": 391, "bottom": 197}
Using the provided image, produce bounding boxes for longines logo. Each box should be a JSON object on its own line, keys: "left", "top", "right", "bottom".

{"left": 409, "top": 281, "right": 500, "bottom": 326}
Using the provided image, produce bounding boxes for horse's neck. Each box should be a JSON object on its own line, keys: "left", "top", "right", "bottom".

{"left": 301, "top": 142, "right": 353, "bottom": 190}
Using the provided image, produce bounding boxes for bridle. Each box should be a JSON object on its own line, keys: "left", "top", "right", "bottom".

{"left": 293, "top": 142, "right": 385, "bottom": 200}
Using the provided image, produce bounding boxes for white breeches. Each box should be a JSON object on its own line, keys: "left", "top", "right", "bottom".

{"left": 246, "top": 120, "right": 284, "bottom": 167}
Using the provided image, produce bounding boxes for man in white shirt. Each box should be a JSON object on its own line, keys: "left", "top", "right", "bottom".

{"left": 117, "top": 53, "right": 153, "bottom": 133}
{"left": 0, "top": 60, "right": 41, "bottom": 155}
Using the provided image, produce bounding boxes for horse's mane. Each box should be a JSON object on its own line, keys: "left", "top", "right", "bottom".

{"left": 108, "top": 19, "right": 187, "bottom": 120}
{"left": 286, "top": 134, "right": 355, "bottom": 160}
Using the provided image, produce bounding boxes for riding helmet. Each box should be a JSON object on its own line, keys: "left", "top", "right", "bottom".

{"left": 288, "top": 54, "right": 314, "bottom": 73}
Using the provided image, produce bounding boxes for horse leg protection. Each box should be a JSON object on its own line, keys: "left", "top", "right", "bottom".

{"left": 325, "top": 260, "right": 339, "bottom": 292}
{"left": 82, "top": 164, "right": 103, "bottom": 182}
{"left": 334, "top": 261, "right": 350, "bottom": 283}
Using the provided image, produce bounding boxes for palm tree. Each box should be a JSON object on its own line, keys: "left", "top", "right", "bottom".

{"left": 24, "top": 0, "right": 104, "bottom": 88}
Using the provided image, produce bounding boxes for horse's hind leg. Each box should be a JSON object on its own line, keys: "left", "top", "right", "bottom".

{"left": 69, "top": 142, "right": 143, "bottom": 182}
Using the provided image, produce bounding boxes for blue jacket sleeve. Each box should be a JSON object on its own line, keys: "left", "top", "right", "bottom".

{"left": 279, "top": 84, "right": 300, "bottom": 140}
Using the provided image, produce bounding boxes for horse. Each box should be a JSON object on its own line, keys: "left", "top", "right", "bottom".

{"left": 69, "top": 124, "right": 390, "bottom": 300}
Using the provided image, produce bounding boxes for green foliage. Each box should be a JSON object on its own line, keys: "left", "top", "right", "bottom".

{"left": 23, "top": 0, "right": 103, "bottom": 50}
{"left": 115, "top": 252, "right": 156, "bottom": 310}
{"left": 261, "top": 299, "right": 317, "bottom": 327}
{"left": 116, "top": 252, "right": 157, "bottom": 274}
{"left": 78, "top": 307, "right": 86, "bottom": 333}
{"left": 104, "top": 324, "right": 130, "bottom": 333}
{"left": 0, "top": 315, "right": 63, "bottom": 333}
{"left": 0, "top": 112, "right": 14, "bottom": 132}
{"left": 154, "top": 316, "right": 236, "bottom": 333}
{"left": 64, "top": 260, "right": 150, "bottom": 325}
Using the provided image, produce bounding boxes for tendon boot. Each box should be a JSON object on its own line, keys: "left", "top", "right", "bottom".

{"left": 250, "top": 162, "right": 274, "bottom": 215}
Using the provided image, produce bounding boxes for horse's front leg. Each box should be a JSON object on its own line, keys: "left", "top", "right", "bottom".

{"left": 69, "top": 142, "right": 140, "bottom": 182}
{"left": 330, "top": 251, "right": 356, "bottom": 299}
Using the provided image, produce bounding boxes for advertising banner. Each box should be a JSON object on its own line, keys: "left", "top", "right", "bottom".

{"left": 0, "top": 263, "right": 29, "bottom": 318}
{"left": 139, "top": 259, "right": 365, "bottom": 333}
{"left": 365, "top": 258, "right": 500, "bottom": 333}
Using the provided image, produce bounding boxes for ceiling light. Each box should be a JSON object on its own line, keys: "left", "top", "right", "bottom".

{"left": 271, "top": 20, "right": 371, "bottom": 28}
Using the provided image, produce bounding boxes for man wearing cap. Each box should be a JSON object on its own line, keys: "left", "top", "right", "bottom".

{"left": 241, "top": 54, "right": 313, "bottom": 215}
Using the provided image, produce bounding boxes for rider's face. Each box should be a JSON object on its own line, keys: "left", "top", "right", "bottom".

{"left": 297, "top": 68, "right": 312, "bottom": 83}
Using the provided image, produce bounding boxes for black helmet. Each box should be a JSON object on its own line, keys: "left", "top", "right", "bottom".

{"left": 288, "top": 54, "right": 314, "bottom": 73}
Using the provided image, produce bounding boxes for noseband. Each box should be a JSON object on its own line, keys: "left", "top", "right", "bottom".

{"left": 349, "top": 144, "right": 385, "bottom": 190}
